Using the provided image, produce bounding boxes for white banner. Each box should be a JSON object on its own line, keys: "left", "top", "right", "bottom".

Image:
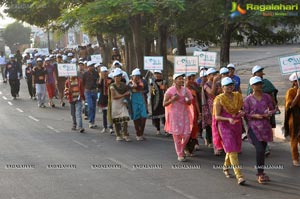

{"left": 144, "top": 56, "right": 163, "bottom": 70}
{"left": 91, "top": 54, "right": 102, "bottom": 64}
{"left": 194, "top": 51, "right": 217, "bottom": 67}
{"left": 82, "top": 34, "right": 90, "bottom": 45}
{"left": 68, "top": 32, "right": 75, "bottom": 45}
{"left": 39, "top": 48, "right": 49, "bottom": 56}
{"left": 174, "top": 56, "right": 199, "bottom": 73}
{"left": 57, "top": 64, "right": 77, "bottom": 77}
{"left": 279, "top": 54, "right": 300, "bottom": 74}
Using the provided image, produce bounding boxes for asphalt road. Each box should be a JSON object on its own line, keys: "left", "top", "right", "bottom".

{"left": 0, "top": 65, "right": 299, "bottom": 198}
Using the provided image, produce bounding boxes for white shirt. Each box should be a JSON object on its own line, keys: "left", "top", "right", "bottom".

{"left": 0, "top": 56, "right": 6, "bottom": 65}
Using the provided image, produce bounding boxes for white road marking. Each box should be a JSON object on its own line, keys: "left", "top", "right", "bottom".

{"left": 107, "top": 157, "right": 136, "bottom": 171}
{"left": 0, "top": 91, "right": 2, "bottom": 94}
{"left": 16, "top": 108, "right": 24, "bottom": 112}
{"left": 8, "top": 101, "right": 13, "bottom": 106}
{"left": 46, "top": 125, "right": 61, "bottom": 133}
{"left": 72, "top": 140, "right": 89, "bottom": 148}
{"left": 28, "top": 116, "right": 39, "bottom": 122}
{"left": 2, "top": 96, "right": 7, "bottom": 100}
{"left": 166, "top": 186, "right": 198, "bottom": 199}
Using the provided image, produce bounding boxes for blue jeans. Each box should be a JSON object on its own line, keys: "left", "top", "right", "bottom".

{"left": 70, "top": 100, "right": 83, "bottom": 128}
{"left": 248, "top": 128, "right": 267, "bottom": 175}
{"left": 85, "top": 91, "right": 97, "bottom": 124}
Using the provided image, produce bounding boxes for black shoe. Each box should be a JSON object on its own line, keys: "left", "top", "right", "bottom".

{"left": 62, "top": 102, "right": 65, "bottom": 107}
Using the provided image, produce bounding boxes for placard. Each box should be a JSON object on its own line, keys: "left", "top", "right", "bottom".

{"left": 57, "top": 64, "right": 77, "bottom": 77}
{"left": 39, "top": 48, "right": 49, "bottom": 56}
{"left": 278, "top": 54, "right": 300, "bottom": 74}
{"left": 144, "top": 56, "right": 163, "bottom": 70}
{"left": 91, "top": 54, "right": 102, "bottom": 64}
{"left": 194, "top": 51, "right": 217, "bottom": 67}
{"left": 174, "top": 56, "right": 199, "bottom": 73}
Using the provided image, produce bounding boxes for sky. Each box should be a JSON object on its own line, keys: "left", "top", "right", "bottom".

{"left": 0, "top": 6, "right": 16, "bottom": 28}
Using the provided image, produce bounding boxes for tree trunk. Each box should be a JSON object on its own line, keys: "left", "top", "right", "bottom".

{"left": 96, "top": 33, "right": 109, "bottom": 66}
{"left": 220, "top": 20, "right": 232, "bottom": 67}
{"left": 158, "top": 24, "right": 168, "bottom": 82}
{"left": 177, "top": 36, "right": 186, "bottom": 55}
{"left": 129, "top": 14, "right": 144, "bottom": 70}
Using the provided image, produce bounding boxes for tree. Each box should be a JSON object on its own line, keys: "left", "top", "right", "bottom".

{"left": 3, "top": 22, "right": 31, "bottom": 52}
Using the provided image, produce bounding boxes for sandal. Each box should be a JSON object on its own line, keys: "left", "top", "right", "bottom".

{"left": 223, "top": 169, "right": 233, "bottom": 178}
{"left": 237, "top": 177, "right": 246, "bottom": 185}
{"left": 257, "top": 175, "right": 267, "bottom": 184}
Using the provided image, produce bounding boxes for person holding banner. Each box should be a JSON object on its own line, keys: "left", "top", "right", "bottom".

{"left": 54, "top": 54, "right": 67, "bottom": 107}
{"left": 44, "top": 57, "right": 57, "bottom": 108}
{"left": 150, "top": 70, "right": 167, "bottom": 135}
{"left": 129, "top": 68, "right": 148, "bottom": 141}
{"left": 285, "top": 72, "right": 300, "bottom": 167}
{"left": 163, "top": 73, "right": 193, "bottom": 162}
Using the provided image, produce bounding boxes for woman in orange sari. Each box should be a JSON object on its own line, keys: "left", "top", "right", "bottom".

{"left": 285, "top": 72, "right": 300, "bottom": 167}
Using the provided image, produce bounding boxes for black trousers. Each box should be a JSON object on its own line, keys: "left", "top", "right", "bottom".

{"left": 9, "top": 79, "right": 20, "bottom": 97}
{"left": 26, "top": 78, "right": 36, "bottom": 97}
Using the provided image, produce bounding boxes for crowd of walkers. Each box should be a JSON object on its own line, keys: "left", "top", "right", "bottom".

{"left": 0, "top": 47, "right": 299, "bottom": 186}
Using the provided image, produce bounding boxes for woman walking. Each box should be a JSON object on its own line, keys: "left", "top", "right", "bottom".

{"left": 244, "top": 76, "right": 275, "bottom": 183}
{"left": 213, "top": 77, "right": 245, "bottom": 185}
{"left": 108, "top": 68, "right": 131, "bottom": 142}
{"left": 284, "top": 72, "right": 300, "bottom": 167}
{"left": 164, "top": 73, "right": 193, "bottom": 162}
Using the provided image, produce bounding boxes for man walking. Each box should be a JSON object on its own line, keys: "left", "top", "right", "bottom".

{"left": 5, "top": 54, "right": 22, "bottom": 99}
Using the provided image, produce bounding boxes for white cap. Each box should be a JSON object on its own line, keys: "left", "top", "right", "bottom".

{"left": 56, "top": 54, "right": 62, "bottom": 58}
{"left": 289, "top": 72, "right": 300, "bottom": 81}
{"left": 95, "top": 63, "right": 101, "bottom": 67}
{"left": 100, "top": 66, "right": 108, "bottom": 72}
{"left": 220, "top": 67, "right": 229, "bottom": 75}
{"left": 200, "top": 66, "right": 207, "bottom": 70}
{"left": 36, "top": 58, "right": 43, "bottom": 62}
{"left": 67, "top": 52, "right": 73, "bottom": 57}
{"left": 108, "top": 73, "right": 114, "bottom": 79}
{"left": 252, "top": 65, "right": 264, "bottom": 74}
{"left": 87, "top": 61, "right": 95, "bottom": 67}
{"left": 71, "top": 58, "right": 77, "bottom": 63}
{"left": 45, "top": 57, "right": 51, "bottom": 61}
{"left": 26, "top": 60, "right": 32, "bottom": 64}
{"left": 62, "top": 55, "right": 68, "bottom": 61}
{"left": 199, "top": 70, "right": 207, "bottom": 78}
{"left": 173, "top": 73, "right": 185, "bottom": 80}
{"left": 206, "top": 67, "right": 218, "bottom": 75}
{"left": 112, "top": 60, "right": 123, "bottom": 67}
{"left": 221, "top": 77, "right": 234, "bottom": 86}
{"left": 113, "top": 68, "right": 123, "bottom": 77}
{"left": 227, "top": 63, "right": 235, "bottom": 69}
{"left": 9, "top": 54, "right": 15, "bottom": 58}
{"left": 153, "top": 70, "right": 162, "bottom": 74}
{"left": 186, "top": 73, "right": 196, "bottom": 77}
{"left": 131, "top": 68, "right": 141, "bottom": 76}
{"left": 78, "top": 61, "right": 84, "bottom": 64}
{"left": 249, "top": 76, "right": 263, "bottom": 85}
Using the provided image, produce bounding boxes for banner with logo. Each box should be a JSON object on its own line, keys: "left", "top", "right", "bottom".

{"left": 144, "top": 56, "right": 163, "bottom": 70}
{"left": 91, "top": 54, "right": 102, "bottom": 64}
{"left": 57, "top": 64, "right": 77, "bottom": 77}
{"left": 278, "top": 54, "right": 300, "bottom": 74}
{"left": 194, "top": 51, "right": 217, "bottom": 67}
{"left": 174, "top": 56, "right": 199, "bottom": 73}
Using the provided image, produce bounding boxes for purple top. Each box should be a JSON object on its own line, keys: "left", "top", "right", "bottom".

{"left": 243, "top": 93, "right": 274, "bottom": 143}
{"left": 45, "top": 64, "right": 56, "bottom": 84}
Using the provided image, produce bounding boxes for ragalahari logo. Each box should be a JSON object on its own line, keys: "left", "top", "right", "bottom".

{"left": 230, "top": 2, "right": 246, "bottom": 18}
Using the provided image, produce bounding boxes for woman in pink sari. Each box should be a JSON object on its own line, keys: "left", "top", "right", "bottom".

{"left": 213, "top": 77, "right": 245, "bottom": 185}
{"left": 164, "top": 73, "right": 194, "bottom": 162}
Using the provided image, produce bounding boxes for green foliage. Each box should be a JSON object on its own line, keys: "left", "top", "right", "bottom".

{"left": 3, "top": 22, "right": 31, "bottom": 50}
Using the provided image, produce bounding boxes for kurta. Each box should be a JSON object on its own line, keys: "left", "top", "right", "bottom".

{"left": 164, "top": 86, "right": 194, "bottom": 135}
{"left": 212, "top": 92, "right": 243, "bottom": 153}
{"left": 244, "top": 93, "right": 274, "bottom": 144}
